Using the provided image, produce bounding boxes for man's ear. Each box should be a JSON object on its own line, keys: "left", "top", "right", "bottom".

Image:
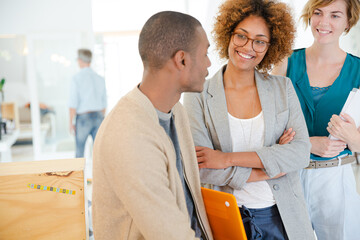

{"left": 173, "top": 50, "right": 187, "bottom": 69}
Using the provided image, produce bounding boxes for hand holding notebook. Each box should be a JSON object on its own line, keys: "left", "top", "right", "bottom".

{"left": 329, "top": 88, "right": 360, "bottom": 140}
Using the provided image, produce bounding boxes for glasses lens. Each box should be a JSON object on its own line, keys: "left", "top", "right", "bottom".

{"left": 233, "top": 34, "right": 248, "bottom": 47}
{"left": 253, "top": 40, "right": 267, "bottom": 53}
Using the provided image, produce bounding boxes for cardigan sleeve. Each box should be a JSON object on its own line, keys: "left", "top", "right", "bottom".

{"left": 183, "top": 92, "right": 252, "bottom": 190}
{"left": 96, "top": 115, "right": 200, "bottom": 240}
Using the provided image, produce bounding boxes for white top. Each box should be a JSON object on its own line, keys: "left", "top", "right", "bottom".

{"left": 228, "top": 111, "right": 275, "bottom": 208}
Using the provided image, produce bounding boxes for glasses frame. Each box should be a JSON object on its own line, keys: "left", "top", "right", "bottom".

{"left": 231, "top": 32, "right": 270, "bottom": 53}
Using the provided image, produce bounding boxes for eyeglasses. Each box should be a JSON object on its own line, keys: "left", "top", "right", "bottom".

{"left": 231, "top": 33, "right": 270, "bottom": 53}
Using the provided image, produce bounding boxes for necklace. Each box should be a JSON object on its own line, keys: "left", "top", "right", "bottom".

{"left": 226, "top": 88, "right": 257, "bottom": 150}
{"left": 239, "top": 98, "right": 255, "bottom": 149}
{"left": 238, "top": 115, "right": 253, "bottom": 149}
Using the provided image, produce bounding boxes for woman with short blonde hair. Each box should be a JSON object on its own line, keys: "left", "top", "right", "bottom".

{"left": 273, "top": 0, "right": 360, "bottom": 239}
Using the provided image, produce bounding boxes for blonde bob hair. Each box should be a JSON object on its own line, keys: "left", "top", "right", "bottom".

{"left": 301, "top": 0, "right": 360, "bottom": 34}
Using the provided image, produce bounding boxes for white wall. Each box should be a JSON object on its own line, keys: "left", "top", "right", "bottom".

{"left": 0, "top": 0, "right": 92, "bottom": 34}
{"left": 92, "top": 0, "right": 186, "bottom": 32}
{"left": 0, "top": 36, "right": 28, "bottom": 105}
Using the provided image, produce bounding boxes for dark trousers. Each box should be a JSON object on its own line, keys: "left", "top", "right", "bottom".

{"left": 239, "top": 204, "right": 289, "bottom": 240}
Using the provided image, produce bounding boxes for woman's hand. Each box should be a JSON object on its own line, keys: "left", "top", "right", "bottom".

{"left": 327, "top": 113, "right": 360, "bottom": 152}
{"left": 196, "top": 146, "right": 228, "bottom": 169}
{"left": 310, "top": 136, "right": 346, "bottom": 158}
{"left": 279, "top": 128, "right": 295, "bottom": 145}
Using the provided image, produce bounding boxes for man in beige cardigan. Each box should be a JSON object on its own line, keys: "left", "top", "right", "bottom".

{"left": 92, "top": 11, "right": 213, "bottom": 240}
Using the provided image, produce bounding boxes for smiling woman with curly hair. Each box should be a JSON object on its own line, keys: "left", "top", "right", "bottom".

{"left": 213, "top": 0, "right": 295, "bottom": 73}
{"left": 184, "top": 0, "right": 315, "bottom": 239}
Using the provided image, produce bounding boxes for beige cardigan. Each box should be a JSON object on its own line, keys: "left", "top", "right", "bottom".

{"left": 93, "top": 87, "right": 213, "bottom": 240}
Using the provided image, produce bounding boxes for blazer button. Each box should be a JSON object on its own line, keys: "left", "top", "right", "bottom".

{"left": 273, "top": 184, "right": 280, "bottom": 191}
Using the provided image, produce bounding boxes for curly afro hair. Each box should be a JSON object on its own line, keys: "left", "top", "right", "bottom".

{"left": 213, "top": 0, "right": 296, "bottom": 73}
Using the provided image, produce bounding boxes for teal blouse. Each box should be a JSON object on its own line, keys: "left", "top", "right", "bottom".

{"left": 287, "top": 48, "right": 360, "bottom": 160}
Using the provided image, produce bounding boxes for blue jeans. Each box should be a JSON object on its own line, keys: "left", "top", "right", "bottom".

{"left": 75, "top": 111, "right": 104, "bottom": 158}
{"left": 240, "top": 205, "right": 288, "bottom": 240}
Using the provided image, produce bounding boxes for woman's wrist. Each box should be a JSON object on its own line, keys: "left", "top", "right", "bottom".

{"left": 223, "top": 152, "right": 232, "bottom": 168}
{"left": 348, "top": 132, "right": 360, "bottom": 152}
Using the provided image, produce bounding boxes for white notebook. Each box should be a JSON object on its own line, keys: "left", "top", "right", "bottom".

{"left": 329, "top": 88, "right": 360, "bottom": 140}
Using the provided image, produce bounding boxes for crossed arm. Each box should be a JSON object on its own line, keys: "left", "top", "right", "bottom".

{"left": 195, "top": 128, "right": 294, "bottom": 182}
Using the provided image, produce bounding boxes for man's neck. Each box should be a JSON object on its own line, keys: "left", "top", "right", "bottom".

{"left": 79, "top": 63, "right": 90, "bottom": 69}
{"left": 139, "top": 69, "right": 181, "bottom": 113}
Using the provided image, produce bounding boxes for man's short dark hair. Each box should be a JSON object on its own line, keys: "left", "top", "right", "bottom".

{"left": 138, "top": 11, "right": 202, "bottom": 69}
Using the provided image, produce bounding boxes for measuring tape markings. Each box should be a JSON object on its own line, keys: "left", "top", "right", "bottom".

{"left": 28, "top": 183, "right": 76, "bottom": 195}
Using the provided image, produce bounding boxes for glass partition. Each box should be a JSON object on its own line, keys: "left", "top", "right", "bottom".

{"left": 27, "top": 33, "right": 84, "bottom": 160}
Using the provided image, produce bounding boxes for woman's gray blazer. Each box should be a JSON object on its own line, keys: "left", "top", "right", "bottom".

{"left": 183, "top": 65, "right": 315, "bottom": 240}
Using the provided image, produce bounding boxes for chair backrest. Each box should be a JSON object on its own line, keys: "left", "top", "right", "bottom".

{"left": 1, "top": 102, "right": 20, "bottom": 129}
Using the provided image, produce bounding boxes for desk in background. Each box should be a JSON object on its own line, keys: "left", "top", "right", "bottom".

{"left": 0, "top": 129, "right": 19, "bottom": 162}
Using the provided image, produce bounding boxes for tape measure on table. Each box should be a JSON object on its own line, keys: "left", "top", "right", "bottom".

{"left": 28, "top": 183, "right": 76, "bottom": 195}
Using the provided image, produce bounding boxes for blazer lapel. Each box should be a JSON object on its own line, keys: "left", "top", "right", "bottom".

{"left": 207, "top": 66, "right": 233, "bottom": 153}
{"left": 255, "top": 71, "right": 275, "bottom": 147}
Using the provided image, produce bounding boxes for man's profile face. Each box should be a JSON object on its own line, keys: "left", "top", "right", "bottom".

{"left": 182, "top": 27, "right": 211, "bottom": 93}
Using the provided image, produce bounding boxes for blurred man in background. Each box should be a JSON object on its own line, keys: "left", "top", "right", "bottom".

{"left": 69, "top": 48, "right": 106, "bottom": 161}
